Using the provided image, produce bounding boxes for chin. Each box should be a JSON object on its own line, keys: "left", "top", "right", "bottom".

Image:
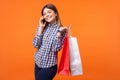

{"left": 47, "top": 20, "right": 53, "bottom": 23}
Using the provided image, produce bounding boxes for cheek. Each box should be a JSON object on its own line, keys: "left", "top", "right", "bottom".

{"left": 53, "top": 15, "right": 56, "bottom": 19}
{"left": 51, "top": 13, "right": 57, "bottom": 19}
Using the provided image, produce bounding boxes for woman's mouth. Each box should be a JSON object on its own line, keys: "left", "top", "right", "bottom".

{"left": 46, "top": 16, "right": 52, "bottom": 20}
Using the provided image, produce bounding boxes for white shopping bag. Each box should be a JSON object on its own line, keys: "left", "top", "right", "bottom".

{"left": 69, "top": 36, "right": 83, "bottom": 76}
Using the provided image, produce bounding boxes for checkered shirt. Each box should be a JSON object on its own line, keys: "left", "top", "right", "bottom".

{"left": 33, "top": 24, "right": 66, "bottom": 68}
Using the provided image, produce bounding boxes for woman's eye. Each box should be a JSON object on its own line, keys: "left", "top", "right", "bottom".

{"left": 48, "top": 11, "right": 51, "bottom": 13}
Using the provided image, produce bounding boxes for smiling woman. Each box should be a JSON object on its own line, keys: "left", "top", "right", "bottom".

{"left": 42, "top": 8, "right": 57, "bottom": 24}
{"left": 32, "top": 3, "right": 69, "bottom": 80}
{"left": 1, "top": 0, "right": 120, "bottom": 80}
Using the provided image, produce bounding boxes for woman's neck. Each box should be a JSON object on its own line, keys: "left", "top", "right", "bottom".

{"left": 49, "top": 20, "right": 57, "bottom": 25}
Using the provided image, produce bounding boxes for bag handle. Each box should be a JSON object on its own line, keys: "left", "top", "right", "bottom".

{"left": 68, "top": 24, "right": 72, "bottom": 37}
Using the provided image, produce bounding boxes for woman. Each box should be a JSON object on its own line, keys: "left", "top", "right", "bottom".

{"left": 33, "top": 4, "right": 68, "bottom": 80}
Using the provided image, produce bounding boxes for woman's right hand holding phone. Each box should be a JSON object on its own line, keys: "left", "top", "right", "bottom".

{"left": 39, "top": 16, "right": 46, "bottom": 28}
{"left": 38, "top": 16, "right": 46, "bottom": 35}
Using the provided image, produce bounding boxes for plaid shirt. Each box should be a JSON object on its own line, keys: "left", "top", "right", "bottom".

{"left": 33, "top": 24, "right": 66, "bottom": 68}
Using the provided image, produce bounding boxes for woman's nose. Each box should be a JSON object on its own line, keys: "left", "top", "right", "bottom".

{"left": 45, "top": 14, "right": 49, "bottom": 18}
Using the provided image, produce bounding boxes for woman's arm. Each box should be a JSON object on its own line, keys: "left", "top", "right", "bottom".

{"left": 32, "top": 26, "right": 43, "bottom": 49}
{"left": 52, "top": 28, "right": 68, "bottom": 52}
{"left": 32, "top": 16, "right": 46, "bottom": 49}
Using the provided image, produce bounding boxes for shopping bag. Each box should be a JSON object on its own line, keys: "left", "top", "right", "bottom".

{"left": 69, "top": 36, "right": 83, "bottom": 76}
{"left": 58, "top": 36, "right": 70, "bottom": 75}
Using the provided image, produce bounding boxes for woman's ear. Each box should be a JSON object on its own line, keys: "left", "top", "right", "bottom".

{"left": 55, "top": 13, "right": 57, "bottom": 17}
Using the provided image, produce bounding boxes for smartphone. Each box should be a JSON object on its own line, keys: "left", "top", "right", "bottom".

{"left": 41, "top": 18, "right": 46, "bottom": 23}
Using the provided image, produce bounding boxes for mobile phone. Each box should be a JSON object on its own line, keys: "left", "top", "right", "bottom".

{"left": 41, "top": 18, "right": 46, "bottom": 23}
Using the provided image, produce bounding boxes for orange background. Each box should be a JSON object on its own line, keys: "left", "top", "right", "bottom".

{"left": 0, "top": 0, "right": 120, "bottom": 80}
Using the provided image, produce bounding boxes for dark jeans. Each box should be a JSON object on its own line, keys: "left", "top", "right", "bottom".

{"left": 34, "top": 64, "right": 57, "bottom": 80}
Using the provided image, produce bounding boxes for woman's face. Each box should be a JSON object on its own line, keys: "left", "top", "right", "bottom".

{"left": 43, "top": 8, "right": 57, "bottom": 24}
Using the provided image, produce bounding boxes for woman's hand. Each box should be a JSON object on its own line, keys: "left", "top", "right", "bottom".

{"left": 57, "top": 25, "right": 71, "bottom": 37}
{"left": 38, "top": 16, "right": 46, "bottom": 35}
{"left": 39, "top": 16, "right": 46, "bottom": 28}
{"left": 59, "top": 26, "right": 68, "bottom": 32}
{"left": 59, "top": 24, "right": 71, "bottom": 32}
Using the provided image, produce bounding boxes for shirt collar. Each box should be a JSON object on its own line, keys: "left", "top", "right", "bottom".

{"left": 48, "top": 23, "right": 58, "bottom": 28}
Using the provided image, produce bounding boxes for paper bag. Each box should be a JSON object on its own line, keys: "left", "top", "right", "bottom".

{"left": 69, "top": 36, "right": 83, "bottom": 76}
{"left": 58, "top": 36, "right": 70, "bottom": 75}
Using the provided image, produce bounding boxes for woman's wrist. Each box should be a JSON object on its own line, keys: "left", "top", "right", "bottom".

{"left": 38, "top": 26, "right": 44, "bottom": 35}
{"left": 57, "top": 29, "right": 64, "bottom": 37}
{"left": 58, "top": 29, "right": 62, "bottom": 33}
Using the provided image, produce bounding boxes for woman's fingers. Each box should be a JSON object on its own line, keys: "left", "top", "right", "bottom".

{"left": 62, "top": 24, "right": 71, "bottom": 31}
{"left": 42, "top": 22, "right": 46, "bottom": 27}
{"left": 68, "top": 24, "right": 71, "bottom": 30}
{"left": 39, "top": 16, "right": 46, "bottom": 28}
{"left": 40, "top": 16, "right": 44, "bottom": 21}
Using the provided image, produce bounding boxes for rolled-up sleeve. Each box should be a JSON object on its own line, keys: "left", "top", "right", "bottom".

{"left": 33, "top": 26, "right": 43, "bottom": 49}
{"left": 52, "top": 30, "right": 67, "bottom": 52}
{"left": 33, "top": 34, "right": 43, "bottom": 48}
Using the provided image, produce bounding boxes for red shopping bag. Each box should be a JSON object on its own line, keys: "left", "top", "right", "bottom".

{"left": 58, "top": 36, "right": 70, "bottom": 75}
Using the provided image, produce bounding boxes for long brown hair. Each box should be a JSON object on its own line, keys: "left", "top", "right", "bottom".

{"left": 41, "top": 3, "right": 62, "bottom": 27}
